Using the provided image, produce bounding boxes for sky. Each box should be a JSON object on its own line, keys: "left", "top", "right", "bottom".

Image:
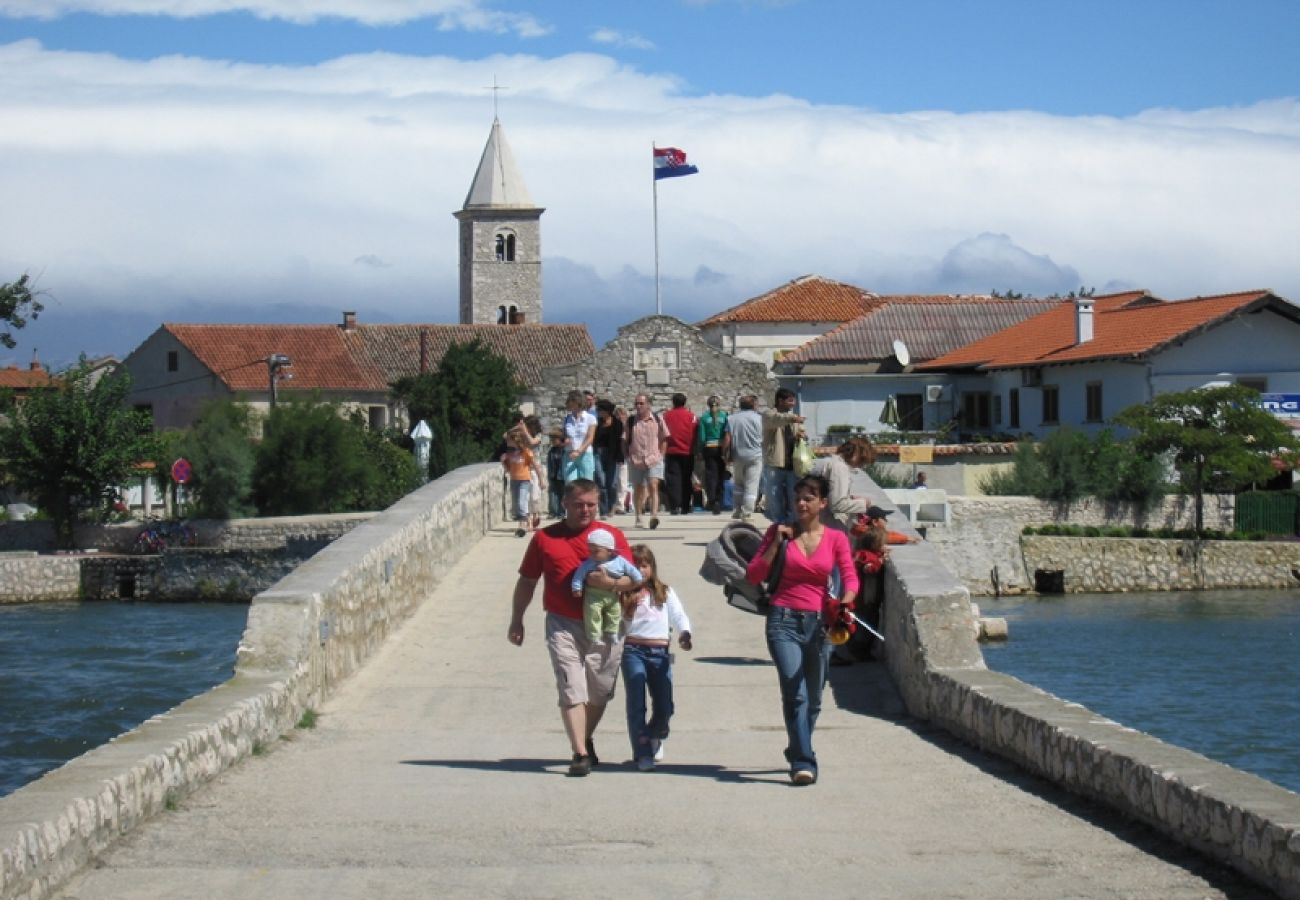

{"left": 1, "top": 0, "right": 1298, "bottom": 369}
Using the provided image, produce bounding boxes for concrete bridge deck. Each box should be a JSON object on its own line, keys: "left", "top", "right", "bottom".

{"left": 57, "top": 514, "right": 1263, "bottom": 899}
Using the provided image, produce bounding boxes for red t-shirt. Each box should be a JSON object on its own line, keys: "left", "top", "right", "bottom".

{"left": 518, "top": 520, "right": 634, "bottom": 620}
{"left": 662, "top": 407, "right": 697, "bottom": 456}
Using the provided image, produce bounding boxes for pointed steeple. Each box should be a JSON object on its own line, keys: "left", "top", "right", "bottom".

{"left": 463, "top": 118, "right": 536, "bottom": 210}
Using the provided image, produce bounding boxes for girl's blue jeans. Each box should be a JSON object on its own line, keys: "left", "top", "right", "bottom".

{"left": 621, "top": 643, "right": 674, "bottom": 762}
{"left": 765, "top": 606, "right": 829, "bottom": 776}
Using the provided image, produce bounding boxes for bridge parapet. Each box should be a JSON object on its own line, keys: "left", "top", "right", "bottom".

{"left": 868, "top": 477, "right": 1300, "bottom": 898}
{"left": 0, "top": 464, "right": 505, "bottom": 900}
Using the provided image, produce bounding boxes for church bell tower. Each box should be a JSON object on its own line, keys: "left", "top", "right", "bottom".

{"left": 454, "top": 118, "right": 545, "bottom": 325}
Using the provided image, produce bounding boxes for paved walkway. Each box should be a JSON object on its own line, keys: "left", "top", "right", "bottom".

{"left": 59, "top": 514, "right": 1265, "bottom": 899}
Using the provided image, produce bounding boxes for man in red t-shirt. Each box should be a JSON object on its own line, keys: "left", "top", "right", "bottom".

{"left": 660, "top": 392, "right": 698, "bottom": 515}
{"left": 508, "top": 478, "right": 636, "bottom": 777}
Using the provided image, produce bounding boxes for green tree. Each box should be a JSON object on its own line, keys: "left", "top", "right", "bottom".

{"left": 390, "top": 339, "right": 524, "bottom": 479}
{"left": 0, "top": 275, "right": 44, "bottom": 349}
{"left": 252, "top": 398, "right": 420, "bottom": 515}
{"left": 1035, "top": 427, "right": 1092, "bottom": 503}
{"left": 180, "top": 398, "right": 257, "bottom": 519}
{"left": 0, "top": 362, "right": 157, "bottom": 547}
{"left": 1114, "top": 385, "right": 1300, "bottom": 534}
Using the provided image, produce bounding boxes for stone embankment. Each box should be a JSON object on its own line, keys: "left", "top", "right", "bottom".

{"left": 0, "top": 514, "right": 375, "bottom": 605}
{"left": 1022, "top": 535, "right": 1300, "bottom": 592}
{"left": 0, "top": 466, "right": 503, "bottom": 900}
{"left": 926, "top": 495, "right": 1236, "bottom": 595}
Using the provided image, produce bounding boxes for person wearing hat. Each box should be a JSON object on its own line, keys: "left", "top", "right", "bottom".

{"left": 571, "top": 527, "right": 644, "bottom": 642}
{"left": 864, "top": 505, "right": 919, "bottom": 545}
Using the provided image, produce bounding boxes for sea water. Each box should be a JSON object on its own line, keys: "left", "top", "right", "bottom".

{"left": 0, "top": 601, "right": 249, "bottom": 797}
{"left": 980, "top": 589, "right": 1300, "bottom": 794}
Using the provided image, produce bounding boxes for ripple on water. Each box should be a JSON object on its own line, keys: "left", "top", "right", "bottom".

{"left": 0, "top": 601, "right": 249, "bottom": 797}
{"left": 981, "top": 589, "right": 1300, "bottom": 794}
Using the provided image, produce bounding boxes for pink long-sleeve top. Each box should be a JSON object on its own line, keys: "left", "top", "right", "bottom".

{"left": 746, "top": 523, "right": 859, "bottom": 613}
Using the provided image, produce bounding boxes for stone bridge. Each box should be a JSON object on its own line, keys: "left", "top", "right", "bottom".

{"left": 2, "top": 465, "right": 1297, "bottom": 899}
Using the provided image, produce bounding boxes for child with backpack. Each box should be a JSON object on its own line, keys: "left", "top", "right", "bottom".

{"left": 620, "top": 544, "right": 692, "bottom": 771}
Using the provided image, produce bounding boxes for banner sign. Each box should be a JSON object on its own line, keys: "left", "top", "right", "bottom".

{"left": 1258, "top": 394, "right": 1300, "bottom": 417}
{"left": 899, "top": 445, "right": 935, "bottom": 464}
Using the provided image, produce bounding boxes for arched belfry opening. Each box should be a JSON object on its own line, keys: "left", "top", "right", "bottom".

{"left": 454, "top": 118, "right": 544, "bottom": 325}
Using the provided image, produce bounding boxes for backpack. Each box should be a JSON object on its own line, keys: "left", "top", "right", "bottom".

{"left": 700, "top": 521, "right": 787, "bottom": 616}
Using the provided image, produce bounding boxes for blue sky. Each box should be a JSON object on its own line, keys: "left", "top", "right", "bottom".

{"left": 1, "top": 0, "right": 1298, "bottom": 367}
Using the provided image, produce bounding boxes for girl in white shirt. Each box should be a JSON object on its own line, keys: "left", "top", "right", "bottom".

{"left": 620, "top": 544, "right": 692, "bottom": 771}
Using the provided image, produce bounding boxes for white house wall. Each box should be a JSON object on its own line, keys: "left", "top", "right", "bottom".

{"left": 1150, "top": 310, "right": 1300, "bottom": 395}
{"left": 699, "top": 321, "right": 839, "bottom": 368}
{"left": 785, "top": 376, "right": 950, "bottom": 440}
{"left": 122, "top": 329, "right": 233, "bottom": 431}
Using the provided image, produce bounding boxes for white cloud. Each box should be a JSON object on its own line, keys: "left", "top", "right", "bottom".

{"left": 0, "top": 0, "right": 551, "bottom": 33}
{"left": 590, "top": 27, "right": 655, "bottom": 51}
{"left": 0, "top": 40, "right": 1297, "bottom": 366}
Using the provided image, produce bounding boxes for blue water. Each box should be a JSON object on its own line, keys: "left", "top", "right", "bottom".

{"left": 0, "top": 601, "right": 249, "bottom": 798}
{"left": 980, "top": 590, "right": 1300, "bottom": 794}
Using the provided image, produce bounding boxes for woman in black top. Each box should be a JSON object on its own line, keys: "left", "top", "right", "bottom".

{"left": 593, "top": 400, "right": 624, "bottom": 516}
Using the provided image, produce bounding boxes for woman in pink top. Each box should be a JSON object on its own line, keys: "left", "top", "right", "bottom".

{"left": 746, "top": 473, "right": 858, "bottom": 785}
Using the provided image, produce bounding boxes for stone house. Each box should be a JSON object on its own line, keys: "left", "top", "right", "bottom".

{"left": 122, "top": 314, "right": 593, "bottom": 432}
{"left": 531, "top": 315, "right": 772, "bottom": 424}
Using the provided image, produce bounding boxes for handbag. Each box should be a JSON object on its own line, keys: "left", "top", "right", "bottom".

{"left": 725, "top": 537, "right": 787, "bottom": 616}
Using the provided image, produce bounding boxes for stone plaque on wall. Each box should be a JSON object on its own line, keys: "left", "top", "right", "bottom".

{"left": 633, "top": 341, "right": 679, "bottom": 372}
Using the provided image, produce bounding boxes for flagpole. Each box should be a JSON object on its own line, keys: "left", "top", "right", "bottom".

{"left": 652, "top": 141, "right": 661, "bottom": 315}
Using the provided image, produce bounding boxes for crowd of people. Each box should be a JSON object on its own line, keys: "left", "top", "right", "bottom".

{"left": 506, "top": 388, "right": 918, "bottom": 785}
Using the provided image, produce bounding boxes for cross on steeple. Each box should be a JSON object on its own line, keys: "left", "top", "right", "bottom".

{"left": 485, "top": 75, "right": 509, "bottom": 120}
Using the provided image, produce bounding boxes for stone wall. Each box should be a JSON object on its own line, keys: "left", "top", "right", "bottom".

{"left": 529, "top": 314, "right": 773, "bottom": 425}
{"left": 1022, "top": 535, "right": 1300, "bottom": 592}
{"left": 0, "top": 513, "right": 373, "bottom": 555}
{"left": 926, "top": 494, "right": 1236, "bottom": 596}
{"left": 0, "top": 465, "right": 505, "bottom": 900}
{"left": 0, "top": 554, "right": 80, "bottom": 604}
{"left": 867, "top": 470, "right": 1300, "bottom": 899}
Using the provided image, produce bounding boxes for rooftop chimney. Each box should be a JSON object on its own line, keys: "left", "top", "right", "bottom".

{"left": 342, "top": 310, "right": 357, "bottom": 332}
{"left": 1074, "top": 296, "right": 1095, "bottom": 345}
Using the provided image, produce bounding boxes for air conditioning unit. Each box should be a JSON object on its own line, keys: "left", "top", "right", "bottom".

{"left": 925, "top": 384, "right": 946, "bottom": 403}
{"left": 1021, "top": 369, "right": 1043, "bottom": 387}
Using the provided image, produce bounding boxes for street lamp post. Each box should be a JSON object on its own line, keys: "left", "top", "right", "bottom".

{"left": 410, "top": 419, "right": 433, "bottom": 482}
{"left": 267, "top": 353, "right": 292, "bottom": 407}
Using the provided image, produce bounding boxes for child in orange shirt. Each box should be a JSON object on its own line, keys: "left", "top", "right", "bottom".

{"left": 501, "top": 427, "right": 535, "bottom": 538}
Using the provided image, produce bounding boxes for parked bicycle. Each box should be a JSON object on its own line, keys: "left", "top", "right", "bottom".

{"left": 130, "top": 519, "right": 198, "bottom": 555}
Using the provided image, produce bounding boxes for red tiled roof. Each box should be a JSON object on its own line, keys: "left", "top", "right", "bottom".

{"left": 920, "top": 290, "right": 1292, "bottom": 371}
{"left": 781, "top": 297, "right": 1061, "bottom": 365}
{"left": 343, "top": 324, "right": 594, "bottom": 386}
{"left": 696, "top": 275, "right": 882, "bottom": 326}
{"left": 166, "top": 324, "right": 389, "bottom": 392}
{"left": 0, "top": 364, "right": 56, "bottom": 389}
{"left": 166, "top": 322, "right": 595, "bottom": 393}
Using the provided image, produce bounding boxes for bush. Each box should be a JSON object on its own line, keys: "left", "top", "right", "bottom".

{"left": 252, "top": 398, "right": 420, "bottom": 516}
{"left": 180, "top": 398, "right": 256, "bottom": 519}
{"left": 863, "top": 461, "right": 904, "bottom": 489}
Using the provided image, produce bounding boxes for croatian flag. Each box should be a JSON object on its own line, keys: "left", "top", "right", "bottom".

{"left": 653, "top": 147, "right": 699, "bottom": 180}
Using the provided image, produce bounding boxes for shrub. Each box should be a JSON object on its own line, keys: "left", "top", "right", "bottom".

{"left": 1082, "top": 525, "right": 1101, "bottom": 537}
{"left": 180, "top": 398, "right": 256, "bottom": 519}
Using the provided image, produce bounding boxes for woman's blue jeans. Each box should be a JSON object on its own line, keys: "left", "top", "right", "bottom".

{"left": 595, "top": 452, "right": 619, "bottom": 515}
{"left": 621, "top": 643, "right": 674, "bottom": 762}
{"left": 766, "top": 606, "right": 829, "bottom": 776}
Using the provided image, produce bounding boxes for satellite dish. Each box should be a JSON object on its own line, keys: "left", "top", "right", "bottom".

{"left": 892, "top": 339, "right": 911, "bottom": 367}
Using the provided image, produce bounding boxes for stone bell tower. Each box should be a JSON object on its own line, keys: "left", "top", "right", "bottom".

{"left": 453, "top": 118, "right": 545, "bottom": 325}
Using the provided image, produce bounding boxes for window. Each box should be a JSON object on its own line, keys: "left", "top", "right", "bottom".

{"left": 961, "top": 391, "right": 992, "bottom": 430}
{"left": 1009, "top": 389, "right": 1020, "bottom": 429}
{"left": 1238, "top": 377, "right": 1267, "bottom": 394}
{"left": 496, "top": 305, "right": 508, "bottom": 324}
{"left": 368, "top": 406, "right": 387, "bottom": 430}
{"left": 896, "top": 393, "right": 924, "bottom": 431}
{"left": 495, "top": 232, "right": 516, "bottom": 262}
{"left": 1085, "top": 382, "right": 1103, "bottom": 422}
{"left": 1041, "top": 385, "right": 1060, "bottom": 424}
{"left": 993, "top": 394, "right": 1003, "bottom": 426}
{"left": 167, "top": 350, "right": 178, "bottom": 372}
